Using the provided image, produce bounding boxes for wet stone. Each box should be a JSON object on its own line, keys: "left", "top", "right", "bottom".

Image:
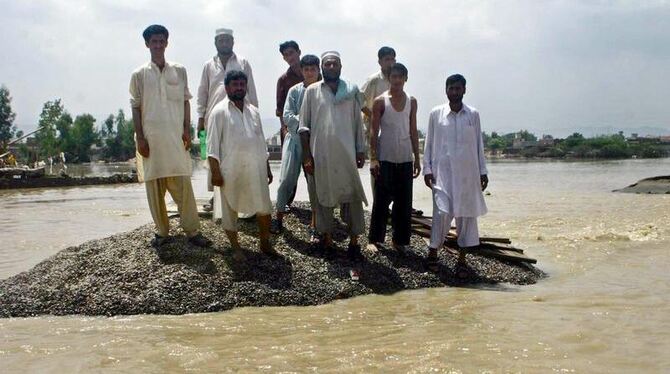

{"left": 0, "top": 202, "right": 545, "bottom": 317}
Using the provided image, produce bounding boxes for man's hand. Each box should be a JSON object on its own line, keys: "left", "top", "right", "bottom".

{"left": 413, "top": 159, "right": 422, "bottom": 178}
{"left": 356, "top": 152, "right": 365, "bottom": 169}
{"left": 137, "top": 137, "right": 150, "bottom": 158}
{"left": 280, "top": 124, "right": 288, "bottom": 138}
{"left": 424, "top": 174, "right": 434, "bottom": 189}
{"left": 303, "top": 155, "right": 315, "bottom": 175}
{"left": 197, "top": 118, "right": 205, "bottom": 132}
{"left": 267, "top": 168, "right": 273, "bottom": 185}
{"left": 370, "top": 159, "right": 380, "bottom": 178}
{"left": 211, "top": 171, "right": 224, "bottom": 187}
{"left": 182, "top": 130, "right": 191, "bottom": 150}
{"left": 481, "top": 174, "right": 489, "bottom": 191}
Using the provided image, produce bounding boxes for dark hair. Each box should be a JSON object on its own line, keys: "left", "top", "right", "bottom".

{"left": 446, "top": 74, "right": 466, "bottom": 87}
{"left": 279, "top": 40, "right": 300, "bottom": 54}
{"left": 300, "top": 54, "right": 320, "bottom": 68}
{"left": 390, "top": 62, "right": 408, "bottom": 78}
{"left": 142, "top": 25, "right": 169, "bottom": 42}
{"left": 224, "top": 70, "right": 248, "bottom": 85}
{"left": 377, "top": 46, "right": 396, "bottom": 59}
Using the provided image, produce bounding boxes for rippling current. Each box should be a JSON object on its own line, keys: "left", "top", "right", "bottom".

{"left": 1, "top": 159, "right": 669, "bottom": 372}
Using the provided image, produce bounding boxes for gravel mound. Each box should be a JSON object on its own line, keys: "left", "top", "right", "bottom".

{"left": 0, "top": 202, "right": 545, "bottom": 317}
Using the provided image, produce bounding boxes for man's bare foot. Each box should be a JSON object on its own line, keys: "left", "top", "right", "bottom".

{"left": 366, "top": 243, "right": 380, "bottom": 254}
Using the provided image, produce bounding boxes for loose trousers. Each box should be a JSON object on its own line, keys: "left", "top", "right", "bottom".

{"left": 145, "top": 176, "right": 200, "bottom": 237}
{"left": 429, "top": 195, "right": 480, "bottom": 249}
{"left": 368, "top": 161, "right": 413, "bottom": 245}
{"left": 315, "top": 200, "right": 365, "bottom": 236}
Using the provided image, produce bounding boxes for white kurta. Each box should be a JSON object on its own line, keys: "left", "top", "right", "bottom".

{"left": 206, "top": 97, "right": 271, "bottom": 216}
{"left": 298, "top": 80, "right": 367, "bottom": 208}
{"left": 129, "top": 61, "right": 192, "bottom": 182}
{"left": 196, "top": 54, "right": 258, "bottom": 122}
{"left": 423, "top": 103, "right": 488, "bottom": 217}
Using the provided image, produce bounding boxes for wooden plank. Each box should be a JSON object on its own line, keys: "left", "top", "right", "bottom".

{"left": 474, "top": 247, "right": 537, "bottom": 264}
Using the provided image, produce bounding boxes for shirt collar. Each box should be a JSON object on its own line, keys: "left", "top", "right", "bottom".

{"left": 224, "top": 96, "right": 246, "bottom": 113}
{"left": 215, "top": 53, "right": 237, "bottom": 68}
{"left": 448, "top": 103, "right": 469, "bottom": 115}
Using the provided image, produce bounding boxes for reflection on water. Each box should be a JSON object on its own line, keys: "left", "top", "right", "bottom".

{"left": 1, "top": 159, "right": 669, "bottom": 372}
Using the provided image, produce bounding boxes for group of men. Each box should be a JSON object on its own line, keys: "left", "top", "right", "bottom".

{"left": 130, "top": 24, "right": 490, "bottom": 270}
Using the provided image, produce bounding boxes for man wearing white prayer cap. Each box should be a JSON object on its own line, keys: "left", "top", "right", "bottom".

{"left": 299, "top": 50, "right": 368, "bottom": 263}
{"left": 196, "top": 27, "right": 258, "bottom": 211}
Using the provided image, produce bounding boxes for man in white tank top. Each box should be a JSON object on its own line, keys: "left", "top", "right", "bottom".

{"left": 368, "top": 63, "right": 422, "bottom": 252}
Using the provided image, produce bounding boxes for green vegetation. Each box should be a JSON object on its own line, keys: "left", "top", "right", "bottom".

{"left": 483, "top": 130, "right": 668, "bottom": 159}
{"left": 0, "top": 85, "right": 17, "bottom": 151}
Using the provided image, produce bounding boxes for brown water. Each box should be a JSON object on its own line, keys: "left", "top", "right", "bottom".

{"left": 1, "top": 159, "right": 669, "bottom": 372}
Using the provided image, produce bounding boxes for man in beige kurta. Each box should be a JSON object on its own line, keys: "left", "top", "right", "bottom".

{"left": 129, "top": 24, "right": 211, "bottom": 248}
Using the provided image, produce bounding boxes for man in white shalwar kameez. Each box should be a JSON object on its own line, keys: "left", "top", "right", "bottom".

{"left": 196, "top": 28, "right": 258, "bottom": 211}
{"left": 207, "top": 70, "right": 276, "bottom": 257}
{"left": 423, "top": 74, "right": 489, "bottom": 270}
{"left": 130, "top": 24, "right": 211, "bottom": 248}
{"left": 299, "top": 51, "right": 367, "bottom": 260}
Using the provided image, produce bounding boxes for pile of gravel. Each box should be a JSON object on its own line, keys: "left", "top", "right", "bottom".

{"left": 0, "top": 202, "right": 545, "bottom": 317}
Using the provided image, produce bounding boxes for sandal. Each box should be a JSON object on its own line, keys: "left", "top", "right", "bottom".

{"left": 269, "top": 219, "right": 283, "bottom": 234}
{"left": 309, "top": 227, "right": 321, "bottom": 245}
{"left": 151, "top": 234, "right": 171, "bottom": 248}
{"left": 426, "top": 247, "right": 439, "bottom": 272}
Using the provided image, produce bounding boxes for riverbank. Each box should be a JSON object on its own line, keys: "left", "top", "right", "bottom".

{"left": 0, "top": 173, "right": 137, "bottom": 189}
{"left": 613, "top": 175, "right": 670, "bottom": 194}
{"left": 0, "top": 202, "right": 543, "bottom": 317}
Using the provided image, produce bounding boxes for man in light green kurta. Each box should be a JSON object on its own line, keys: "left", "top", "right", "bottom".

{"left": 299, "top": 51, "right": 367, "bottom": 260}
{"left": 129, "top": 24, "right": 210, "bottom": 248}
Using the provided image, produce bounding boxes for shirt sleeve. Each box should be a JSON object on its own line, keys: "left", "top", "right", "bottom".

{"left": 361, "top": 76, "right": 375, "bottom": 111}
{"left": 196, "top": 63, "right": 209, "bottom": 119}
{"left": 283, "top": 87, "right": 300, "bottom": 133}
{"left": 353, "top": 90, "right": 366, "bottom": 153}
{"left": 206, "top": 108, "right": 222, "bottom": 163}
{"left": 298, "top": 88, "right": 311, "bottom": 133}
{"left": 276, "top": 76, "right": 286, "bottom": 117}
{"left": 181, "top": 67, "right": 192, "bottom": 101}
{"left": 422, "top": 110, "right": 435, "bottom": 175}
{"left": 474, "top": 111, "right": 488, "bottom": 175}
{"left": 129, "top": 70, "right": 142, "bottom": 109}
{"left": 244, "top": 60, "right": 259, "bottom": 107}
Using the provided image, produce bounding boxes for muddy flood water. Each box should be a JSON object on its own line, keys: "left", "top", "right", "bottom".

{"left": 1, "top": 159, "right": 669, "bottom": 372}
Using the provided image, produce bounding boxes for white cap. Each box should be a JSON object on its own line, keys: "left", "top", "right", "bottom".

{"left": 320, "top": 50, "right": 341, "bottom": 60}
{"left": 215, "top": 28, "right": 233, "bottom": 37}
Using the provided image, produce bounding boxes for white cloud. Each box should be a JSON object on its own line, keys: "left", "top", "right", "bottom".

{"left": 1, "top": 0, "right": 669, "bottom": 137}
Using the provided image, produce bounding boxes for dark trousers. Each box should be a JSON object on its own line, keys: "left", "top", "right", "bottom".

{"left": 368, "top": 161, "right": 413, "bottom": 245}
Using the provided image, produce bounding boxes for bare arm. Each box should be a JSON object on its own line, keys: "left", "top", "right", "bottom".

{"left": 196, "top": 64, "right": 209, "bottom": 131}
{"left": 409, "top": 97, "right": 421, "bottom": 178}
{"left": 182, "top": 101, "right": 192, "bottom": 150}
{"left": 369, "top": 97, "right": 384, "bottom": 177}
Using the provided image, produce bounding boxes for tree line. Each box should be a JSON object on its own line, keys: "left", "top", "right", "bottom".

{"left": 1, "top": 85, "right": 136, "bottom": 164}
{"left": 482, "top": 130, "right": 668, "bottom": 159}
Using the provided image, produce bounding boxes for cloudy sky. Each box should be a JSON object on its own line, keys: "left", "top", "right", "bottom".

{"left": 1, "top": 0, "right": 669, "bottom": 137}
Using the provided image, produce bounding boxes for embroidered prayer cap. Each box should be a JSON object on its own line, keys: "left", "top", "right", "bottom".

{"left": 215, "top": 28, "right": 234, "bottom": 37}
{"left": 320, "top": 50, "right": 341, "bottom": 61}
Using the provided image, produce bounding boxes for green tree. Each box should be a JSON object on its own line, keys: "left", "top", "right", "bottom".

{"left": 71, "top": 114, "right": 99, "bottom": 162}
{"left": 55, "top": 111, "right": 75, "bottom": 157}
{"left": 488, "top": 138, "right": 507, "bottom": 154}
{"left": 34, "top": 100, "right": 64, "bottom": 159}
{"left": 564, "top": 132, "right": 584, "bottom": 148}
{"left": 0, "top": 85, "right": 17, "bottom": 151}
{"left": 517, "top": 129, "right": 537, "bottom": 142}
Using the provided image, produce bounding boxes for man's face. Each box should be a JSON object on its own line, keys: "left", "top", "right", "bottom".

{"left": 225, "top": 78, "right": 247, "bottom": 101}
{"left": 446, "top": 82, "right": 466, "bottom": 103}
{"left": 378, "top": 54, "right": 396, "bottom": 74}
{"left": 145, "top": 34, "right": 168, "bottom": 59}
{"left": 389, "top": 70, "right": 407, "bottom": 90}
{"left": 282, "top": 47, "right": 301, "bottom": 67}
{"left": 215, "top": 34, "right": 234, "bottom": 55}
{"left": 301, "top": 65, "right": 320, "bottom": 84}
{"left": 321, "top": 58, "right": 341, "bottom": 82}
